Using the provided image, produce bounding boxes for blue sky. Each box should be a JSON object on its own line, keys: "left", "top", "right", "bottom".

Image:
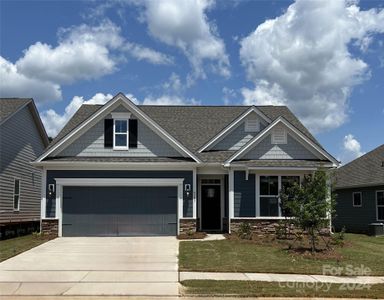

{"left": 1, "top": 0, "right": 383, "bottom": 164}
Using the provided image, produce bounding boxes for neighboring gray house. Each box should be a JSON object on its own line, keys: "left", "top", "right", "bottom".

{"left": 33, "top": 93, "right": 338, "bottom": 237}
{"left": 334, "top": 144, "right": 384, "bottom": 233}
{"left": 0, "top": 98, "right": 49, "bottom": 238}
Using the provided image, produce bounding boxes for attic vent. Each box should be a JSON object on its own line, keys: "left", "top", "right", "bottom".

{"left": 271, "top": 127, "right": 287, "bottom": 144}
{"left": 245, "top": 119, "right": 259, "bottom": 132}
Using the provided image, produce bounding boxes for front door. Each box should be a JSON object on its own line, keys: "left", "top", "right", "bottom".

{"left": 201, "top": 184, "right": 221, "bottom": 230}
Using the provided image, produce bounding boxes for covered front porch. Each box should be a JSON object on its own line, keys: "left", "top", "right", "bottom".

{"left": 188, "top": 160, "right": 331, "bottom": 235}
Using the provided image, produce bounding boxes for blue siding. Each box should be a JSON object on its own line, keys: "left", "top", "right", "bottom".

{"left": 333, "top": 185, "right": 384, "bottom": 233}
{"left": 234, "top": 171, "right": 255, "bottom": 217}
{"left": 46, "top": 170, "right": 193, "bottom": 218}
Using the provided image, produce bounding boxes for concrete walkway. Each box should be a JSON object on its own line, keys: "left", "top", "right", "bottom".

{"left": 180, "top": 272, "right": 384, "bottom": 284}
{"left": 0, "top": 237, "right": 179, "bottom": 296}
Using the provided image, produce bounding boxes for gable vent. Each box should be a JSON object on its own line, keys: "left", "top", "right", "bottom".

{"left": 245, "top": 119, "right": 259, "bottom": 132}
{"left": 271, "top": 127, "right": 287, "bottom": 144}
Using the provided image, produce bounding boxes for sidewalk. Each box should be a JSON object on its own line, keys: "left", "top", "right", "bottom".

{"left": 180, "top": 272, "right": 384, "bottom": 284}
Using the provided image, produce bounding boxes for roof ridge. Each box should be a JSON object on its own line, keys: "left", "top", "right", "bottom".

{"left": 339, "top": 143, "right": 384, "bottom": 169}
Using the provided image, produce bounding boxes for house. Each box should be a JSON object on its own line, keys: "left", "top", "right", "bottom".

{"left": 0, "top": 98, "right": 49, "bottom": 238}
{"left": 32, "top": 93, "right": 338, "bottom": 237}
{"left": 334, "top": 144, "right": 384, "bottom": 233}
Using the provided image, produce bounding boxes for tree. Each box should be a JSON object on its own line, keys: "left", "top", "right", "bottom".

{"left": 279, "top": 169, "right": 336, "bottom": 253}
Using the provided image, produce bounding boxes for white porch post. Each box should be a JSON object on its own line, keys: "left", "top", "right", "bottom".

{"left": 193, "top": 167, "right": 197, "bottom": 219}
{"left": 228, "top": 168, "right": 234, "bottom": 233}
{"left": 40, "top": 168, "right": 46, "bottom": 232}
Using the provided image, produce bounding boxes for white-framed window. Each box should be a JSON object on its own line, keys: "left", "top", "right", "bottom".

{"left": 13, "top": 178, "right": 20, "bottom": 211}
{"left": 245, "top": 118, "right": 259, "bottom": 132}
{"left": 113, "top": 119, "right": 129, "bottom": 150}
{"left": 258, "top": 175, "right": 300, "bottom": 217}
{"left": 352, "top": 192, "right": 362, "bottom": 207}
{"left": 271, "top": 127, "right": 287, "bottom": 144}
{"left": 377, "top": 190, "right": 384, "bottom": 221}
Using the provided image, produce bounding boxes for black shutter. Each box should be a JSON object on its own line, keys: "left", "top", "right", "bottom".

{"left": 104, "top": 119, "right": 113, "bottom": 148}
{"left": 129, "top": 119, "right": 138, "bottom": 148}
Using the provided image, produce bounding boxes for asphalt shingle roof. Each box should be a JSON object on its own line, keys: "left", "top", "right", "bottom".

{"left": 0, "top": 98, "right": 31, "bottom": 123}
{"left": 335, "top": 144, "right": 384, "bottom": 189}
{"left": 45, "top": 101, "right": 331, "bottom": 164}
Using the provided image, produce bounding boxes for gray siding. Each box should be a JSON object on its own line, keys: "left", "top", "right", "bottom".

{"left": 57, "top": 113, "right": 181, "bottom": 157}
{"left": 234, "top": 171, "right": 255, "bottom": 217}
{"left": 333, "top": 185, "right": 384, "bottom": 233}
{"left": 243, "top": 134, "right": 317, "bottom": 160}
{"left": 213, "top": 115, "right": 267, "bottom": 151}
{"left": 0, "top": 105, "right": 45, "bottom": 224}
{"left": 45, "top": 170, "right": 193, "bottom": 218}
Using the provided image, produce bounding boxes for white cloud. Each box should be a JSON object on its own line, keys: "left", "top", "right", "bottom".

{"left": 142, "top": 95, "right": 199, "bottom": 105}
{"left": 137, "top": 0, "right": 230, "bottom": 80}
{"left": 163, "top": 73, "right": 183, "bottom": 93}
{"left": 41, "top": 93, "right": 114, "bottom": 137}
{"left": 240, "top": 0, "right": 384, "bottom": 133}
{"left": 340, "top": 134, "right": 365, "bottom": 164}
{"left": 16, "top": 21, "right": 122, "bottom": 84}
{"left": 2, "top": 20, "right": 172, "bottom": 106}
{"left": 222, "top": 86, "right": 237, "bottom": 105}
{"left": 124, "top": 42, "right": 174, "bottom": 65}
{"left": 0, "top": 56, "right": 62, "bottom": 104}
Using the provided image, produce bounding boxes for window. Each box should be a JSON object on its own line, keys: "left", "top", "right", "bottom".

{"left": 352, "top": 192, "right": 362, "bottom": 207}
{"left": 245, "top": 119, "right": 259, "bottom": 132}
{"left": 258, "top": 175, "right": 300, "bottom": 217}
{"left": 260, "top": 176, "right": 279, "bottom": 216}
{"left": 377, "top": 191, "right": 384, "bottom": 221}
{"left": 271, "top": 127, "right": 287, "bottom": 144}
{"left": 13, "top": 179, "right": 20, "bottom": 211}
{"left": 113, "top": 119, "right": 128, "bottom": 149}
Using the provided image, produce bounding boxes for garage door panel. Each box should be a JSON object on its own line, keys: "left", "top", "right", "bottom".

{"left": 62, "top": 186, "right": 177, "bottom": 236}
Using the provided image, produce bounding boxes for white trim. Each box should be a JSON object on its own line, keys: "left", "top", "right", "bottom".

{"left": 231, "top": 217, "right": 293, "bottom": 220}
{"left": 198, "top": 106, "right": 271, "bottom": 152}
{"left": 231, "top": 166, "right": 322, "bottom": 171}
{"left": 113, "top": 118, "right": 129, "bottom": 150}
{"left": 111, "top": 112, "right": 131, "bottom": 119}
{"left": 32, "top": 161, "right": 197, "bottom": 169}
{"left": 36, "top": 93, "right": 201, "bottom": 163}
{"left": 193, "top": 168, "right": 197, "bottom": 219}
{"left": 40, "top": 168, "right": 47, "bottom": 230}
{"left": 376, "top": 190, "right": 384, "bottom": 221}
{"left": 256, "top": 174, "right": 302, "bottom": 217}
{"left": 352, "top": 191, "right": 362, "bottom": 207}
{"left": 228, "top": 169, "right": 234, "bottom": 222}
{"left": 13, "top": 177, "right": 21, "bottom": 211}
{"left": 224, "top": 117, "right": 339, "bottom": 166}
{"left": 54, "top": 178, "right": 184, "bottom": 237}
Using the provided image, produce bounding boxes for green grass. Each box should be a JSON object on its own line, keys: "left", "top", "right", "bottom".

{"left": 179, "top": 234, "right": 384, "bottom": 275}
{"left": 0, "top": 234, "right": 51, "bottom": 262}
{"left": 182, "top": 280, "right": 384, "bottom": 298}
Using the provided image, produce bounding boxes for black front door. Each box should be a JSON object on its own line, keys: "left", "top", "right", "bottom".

{"left": 201, "top": 185, "right": 221, "bottom": 230}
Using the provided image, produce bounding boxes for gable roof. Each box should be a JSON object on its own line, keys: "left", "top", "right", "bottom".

{"left": 0, "top": 98, "right": 49, "bottom": 147}
{"left": 224, "top": 117, "right": 339, "bottom": 166}
{"left": 48, "top": 104, "right": 321, "bottom": 151}
{"left": 335, "top": 144, "right": 384, "bottom": 189}
{"left": 39, "top": 93, "right": 201, "bottom": 163}
{"left": 0, "top": 98, "right": 31, "bottom": 123}
{"left": 42, "top": 93, "right": 334, "bottom": 165}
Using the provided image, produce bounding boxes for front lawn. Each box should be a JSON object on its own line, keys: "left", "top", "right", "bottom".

{"left": 0, "top": 234, "right": 51, "bottom": 262}
{"left": 181, "top": 280, "right": 384, "bottom": 298}
{"left": 179, "top": 233, "right": 384, "bottom": 275}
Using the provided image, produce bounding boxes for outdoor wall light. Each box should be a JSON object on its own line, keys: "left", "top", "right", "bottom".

{"left": 48, "top": 184, "right": 55, "bottom": 198}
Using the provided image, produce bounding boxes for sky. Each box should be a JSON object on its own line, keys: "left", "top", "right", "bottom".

{"left": 1, "top": 0, "right": 383, "bottom": 164}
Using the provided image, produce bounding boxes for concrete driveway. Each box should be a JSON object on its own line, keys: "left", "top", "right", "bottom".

{"left": 0, "top": 237, "right": 179, "bottom": 296}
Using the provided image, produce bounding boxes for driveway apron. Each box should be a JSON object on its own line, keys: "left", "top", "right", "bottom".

{"left": 0, "top": 237, "right": 179, "bottom": 296}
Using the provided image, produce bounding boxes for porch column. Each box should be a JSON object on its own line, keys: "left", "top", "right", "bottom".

{"left": 193, "top": 167, "right": 197, "bottom": 219}
{"left": 40, "top": 168, "right": 46, "bottom": 231}
{"left": 228, "top": 168, "right": 234, "bottom": 233}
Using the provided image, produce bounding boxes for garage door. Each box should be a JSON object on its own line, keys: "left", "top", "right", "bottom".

{"left": 62, "top": 186, "right": 177, "bottom": 236}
